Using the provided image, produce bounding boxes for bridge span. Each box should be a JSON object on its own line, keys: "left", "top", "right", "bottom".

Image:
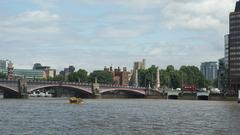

{"left": 0, "top": 79, "right": 148, "bottom": 98}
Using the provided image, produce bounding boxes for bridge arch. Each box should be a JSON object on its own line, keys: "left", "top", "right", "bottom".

{"left": 29, "top": 85, "right": 93, "bottom": 95}
{"left": 100, "top": 88, "right": 146, "bottom": 96}
{"left": 0, "top": 84, "right": 18, "bottom": 93}
{"left": 0, "top": 84, "right": 20, "bottom": 98}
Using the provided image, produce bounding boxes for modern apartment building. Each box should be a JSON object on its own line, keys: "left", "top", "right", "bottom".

{"left": 200, "top": 62, "right": 218, "bottom": 81}
{"left": 0, "top": 60, "right": 6, "bottom": 70}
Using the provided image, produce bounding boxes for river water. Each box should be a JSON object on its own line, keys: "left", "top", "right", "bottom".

{"left": 0, "top": 98, "right": 240, "bottom": 135}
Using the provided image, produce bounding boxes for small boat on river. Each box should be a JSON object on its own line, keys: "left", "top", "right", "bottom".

{"left": 69, "top": 97, "right": 83, "bottom": 104}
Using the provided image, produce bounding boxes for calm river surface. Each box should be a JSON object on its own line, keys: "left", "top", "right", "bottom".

{"left": 0, "top": 99, "right": 240, "bottom": 135}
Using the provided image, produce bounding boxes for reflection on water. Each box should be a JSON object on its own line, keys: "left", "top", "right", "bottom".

{"left": 0, "top": 99, "right": 240, "bottom": 135}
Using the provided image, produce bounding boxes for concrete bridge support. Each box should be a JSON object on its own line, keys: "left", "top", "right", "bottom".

{"left": 92, "top": 81, "right": 101, "bottom": 99}
{"left": 4, "top": 79, "right": 28, "bottom": 99}
{"left": 3, "top": 90, "right": 20, "bottom": 98}
{"left": 18, "top": 79, "right": 28, "bottom": 99}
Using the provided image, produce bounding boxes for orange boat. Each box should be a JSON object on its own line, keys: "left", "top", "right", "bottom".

{"left": 69, "top": 97, "right": 83, "bottom": 104}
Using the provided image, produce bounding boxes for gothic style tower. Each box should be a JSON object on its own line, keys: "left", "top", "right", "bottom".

{"left": 7, "top": 61, "right": 14, "bottom": 80}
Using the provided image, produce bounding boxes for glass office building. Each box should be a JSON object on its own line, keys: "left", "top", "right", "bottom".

{"left": 0, "top": 69, "right": 44, "bottom": 80}
{"left": 200, "top": 62, "right": 218, "bottom": 81}
{"left": 0, "top": 60, "right": 6, "bottom": 70}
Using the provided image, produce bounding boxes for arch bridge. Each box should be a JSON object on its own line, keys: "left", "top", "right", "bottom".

{"left": 0, "top": 79, "right": 148, "bottom": 98}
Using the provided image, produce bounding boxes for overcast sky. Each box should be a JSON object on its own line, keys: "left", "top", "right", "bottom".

{"left": 0, "top": 0, "right": 237, "bottom": 72}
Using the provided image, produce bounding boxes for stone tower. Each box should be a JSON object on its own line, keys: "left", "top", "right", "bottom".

{"left": 7, "top": 61, "right": 14, "bottom": 80}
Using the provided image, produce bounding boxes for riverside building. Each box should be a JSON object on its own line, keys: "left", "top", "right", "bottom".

{"left": 228, "top": 0, "right": 240, "bottom": 91}
{"left": 200, "top": 62, "right": 218, "bottom": 81}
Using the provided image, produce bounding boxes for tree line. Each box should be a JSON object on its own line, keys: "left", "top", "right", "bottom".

{"left": 48, "top": 69, "right": 113, "bottom": 84}
{"left": 0, "top": 65, "right": 211, "bottom": 89}
{"left": 138, "top": 65, "right": 211, "bottom": 89}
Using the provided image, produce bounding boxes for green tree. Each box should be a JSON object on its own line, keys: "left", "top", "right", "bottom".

{"left": 166, "top": 65, "right": 175, "bottom": 72}
{"left": 138, "top": 65, "right": 210, "bottom": 89}
{"left": 179, "top": 65, "right": 209, "bottom": 88}
{"left": 138, "top": 65, "right": 158, "bottom": 87}
{"left": 68, "top": 69, "right": 88, "bottom": 82}
{"left": 88, "top": 70, "right": 113, "bottom": 84}
{"left": 48, "top": 75, "right": 65, "bottom": 81}
{"left": 0, "top": 72, "right": 7, "bottom": 79}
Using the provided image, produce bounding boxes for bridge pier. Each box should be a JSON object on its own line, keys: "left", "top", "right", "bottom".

{"left": 92, "top": 80, "right": 101, "bottom": 99}
{"left": 18, "top": 79, "right": 28, "bottom": 99}
{"left": 3, "top": 79, "right": 28, "bottom": 99}
{"left": 3, "top": 90, "right": 21, "bottom": 98}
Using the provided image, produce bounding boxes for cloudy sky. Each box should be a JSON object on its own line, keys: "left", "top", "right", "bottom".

{"left": 0, "top": 0, "right": 237, "bottom": 72}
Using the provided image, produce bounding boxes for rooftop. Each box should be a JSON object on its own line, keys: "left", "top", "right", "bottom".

{"left": 235, "top": 1, "right": 240, "bottom": 12}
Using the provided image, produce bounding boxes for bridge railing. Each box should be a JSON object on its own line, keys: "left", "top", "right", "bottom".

{"left": 0, "top": 78, "right": 18, "bottom": 83}
{"left": 1, "top": 79, "right": 146, "bottom": 89}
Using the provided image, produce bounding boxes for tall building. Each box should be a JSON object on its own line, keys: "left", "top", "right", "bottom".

{"left": 217, "top": 34, "right": 230, "bottom": 91}
{"left": 131, "top": 59, "right": 146, "bottom": 87}
{"left": 218, "top": 58, "right": 227, "bottom": 91}
{"left": 133, "top": 59, "right": 146, "bottom": 71}
{"left": 229, "top": 1, "right": 240, "bottom": 91}
{"left": 200, "top": 62, "right": 218, "bottom": 81}
{"left": 14, "top": 69, "right": 45, "bottom": 79}
{"left": 0, "top": 60, "right": 6, "bottom": 70}
{"left": 33, "top": 63, "right": 56, "bottom": 79}
{"left": 59, "top": 65, "right": 76, "bottom": 81}
{"left": 33, "top": 63, "right": 42, "bottom": 70}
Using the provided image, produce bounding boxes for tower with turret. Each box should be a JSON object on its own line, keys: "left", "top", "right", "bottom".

{"left": 7, "top": 61, "right": 14, "bottom": 80}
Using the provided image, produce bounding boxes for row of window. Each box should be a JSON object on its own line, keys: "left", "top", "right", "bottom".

{"left": 230, "top": 57, "right": 240, "bottom": 60}
{"left": 229, "top": 38, "right": 240, "bottom": 42}
{"left": 229, "top": 32, "right": 240, "bottom": 36}
{"left": 230, "top": 52, "right": 240, "bottom": 55}
{"left": 230, "top": 24, "right": 240, "bottom": 28}
{"left": 230, "top": 46, "right": 240, "bottom": 50}
{"left": 230, "top": 28, "right": 240, "bottom": 32}
{"left": 230, "top": 23, "right": 240, "bottom": 26}
{"left": 230, "top": 74, "right": 240, "bottom": 77}
{"left": 230, "top": 68, "right": 240, "bottom": 71}
{"left": 231, "top": 63, "right": 240, "bottom": 66}
{"left": 229, "top": 36, "right": 240, "bottom": 40}
{"left": 230, "top": 43, "right": 240, "bottom": 45}
{"left": 229, "top": 31, "right": 240, "bottom": 34}
{"left": 230, "top": 19, "right": 240, "bottom": 22}
{"left": 230, "top": 14, "right": 240, "bottom": 18}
